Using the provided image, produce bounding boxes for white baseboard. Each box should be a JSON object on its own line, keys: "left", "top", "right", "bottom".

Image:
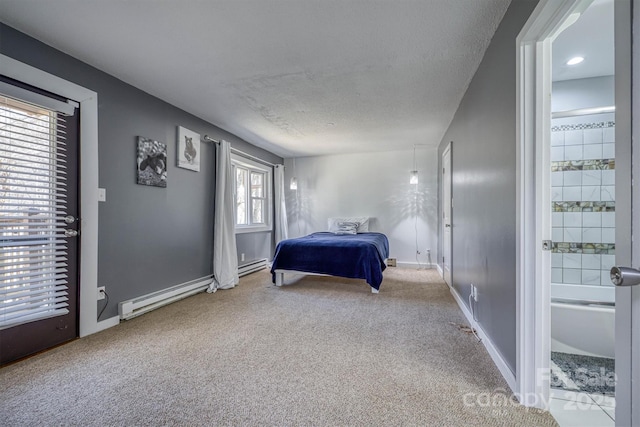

{"left": 396, "top": 261, "right": 434, "bottom": 269}
{"left": 449, "top": 285, "right": 516, "bottom": 393}
{"left": 436, "top": 264, "right": 444, "bottom": 278}
{"left": 96, "top": 315, "right": 119, "bottom": 332}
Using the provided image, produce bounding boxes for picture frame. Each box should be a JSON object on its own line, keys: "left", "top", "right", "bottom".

{"left": 136, "top": 136, "right": 167, "bottom": 187}
{"left": 176, "top": 126, "right": 200, "bottom": 172}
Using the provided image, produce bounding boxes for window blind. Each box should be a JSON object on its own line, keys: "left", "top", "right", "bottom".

{"left": 0, "top": 93, "right": 71, "bottom": 330}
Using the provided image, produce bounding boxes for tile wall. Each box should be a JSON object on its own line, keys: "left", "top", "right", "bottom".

{"left": 551, "top": 121, "right": 615, "bottom": 287}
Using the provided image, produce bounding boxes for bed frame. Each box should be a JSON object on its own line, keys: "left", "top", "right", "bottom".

{"left": 273, "top": 269, "right": 380, "bottom": 294}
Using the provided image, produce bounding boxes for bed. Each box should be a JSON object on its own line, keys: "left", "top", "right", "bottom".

{"left": 270, "top": 231, "right": 390, "bottom": 293}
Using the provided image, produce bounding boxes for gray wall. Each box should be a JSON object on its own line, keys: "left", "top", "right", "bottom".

{"left": 436, "top": 0, "right": 539, "bottom": 373}
{"left": 0, "top": 24, "right": 282, "bottom": 319}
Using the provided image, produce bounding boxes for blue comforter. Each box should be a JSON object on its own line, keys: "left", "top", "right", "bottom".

{"left": 271, "top": 232, "right": 390, "bottom": 290}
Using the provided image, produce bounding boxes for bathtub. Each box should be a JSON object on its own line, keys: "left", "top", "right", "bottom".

{"left": 551, "top": 284, "right": 615, "bottom": 359}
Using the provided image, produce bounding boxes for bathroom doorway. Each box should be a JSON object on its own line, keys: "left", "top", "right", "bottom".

{"left": 518, "top": 0, "right": 638, "bottom": 424}
{"left": 548, "top": 0, "right": 616, "bottom": 424}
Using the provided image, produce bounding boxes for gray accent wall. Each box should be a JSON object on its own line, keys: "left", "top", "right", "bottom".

{"left": 436, "top": 0, "right": 539, "bottom": 373}
{"left": 0, "top": 24, "right": 282, "bottom": 319}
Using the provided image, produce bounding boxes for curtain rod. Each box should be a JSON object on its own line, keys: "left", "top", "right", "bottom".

{"left": 203, "top": 135, "right": 279, "bottom": 168}
{"left": 552, "top": 106, "right": 615, "bottom": 119}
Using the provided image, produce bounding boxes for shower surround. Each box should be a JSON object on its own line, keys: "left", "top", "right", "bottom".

{"left": 550, "top": 119, "right": 615, "bottom": 295}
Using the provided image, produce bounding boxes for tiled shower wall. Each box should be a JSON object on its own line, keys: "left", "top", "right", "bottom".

{"left": 551, "top": 120, "right": 615, "bottom": 288}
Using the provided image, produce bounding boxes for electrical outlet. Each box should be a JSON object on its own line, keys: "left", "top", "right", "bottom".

{"left": 241, "top": 253, "right": 245, "bottom": 262}
{"left": 387, "top": 258, "right": 397, "bottom": 267}
{"left": 97, "top": 286, "right": 106, "bottom": 301}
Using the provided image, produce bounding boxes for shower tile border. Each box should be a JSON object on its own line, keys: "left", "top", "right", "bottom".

{"left": 552, "top": 201, "right": 615, "bottom": 212}
{"left": 551, "top": 242, "right": 615, "bottom": 254}
{"left": 551, "top": 121, "right": 615, "bottom": 132}
{"left": 551, "top": 159, "right": 615, "bottom": 171}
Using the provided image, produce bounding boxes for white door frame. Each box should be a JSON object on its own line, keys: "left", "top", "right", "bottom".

{"left": 0, "top": 54, "right": 116, "bottom": 336}
{"left": 515, "top": 0, "right": 593, "bottom": 410}
{"left": 441, "top": 142, "right": 452, "bottom": 286}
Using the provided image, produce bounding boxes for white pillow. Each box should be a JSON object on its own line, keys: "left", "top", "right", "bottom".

{"left": 328, "top": 217, "right": 370, "bottom": 233}
{"left": 335, "top": 221, "right": 358, "bottom": 235}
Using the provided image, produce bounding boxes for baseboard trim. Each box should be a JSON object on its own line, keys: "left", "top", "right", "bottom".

{"left": 96, "top": 316, "right": 119, "bottom": 332}
{"left": 449, "top": 285, "right": 517, "bottom": 393}
{"left": 436, "top": 264, "right": 444, "bottom": 278}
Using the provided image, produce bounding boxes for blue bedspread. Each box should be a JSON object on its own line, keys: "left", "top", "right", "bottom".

{"left": 271, "top": 232, "right": 390, "bottom": 290}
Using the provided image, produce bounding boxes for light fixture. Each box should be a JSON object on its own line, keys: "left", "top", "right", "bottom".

{"left": 566, "top": 56, "right": 584, "bottom": 66}
{"left": 290, "top": 158, "right": 298, "bottom": 190}
{"left": 409, "top": 145, "right": 418, "bottom": 185}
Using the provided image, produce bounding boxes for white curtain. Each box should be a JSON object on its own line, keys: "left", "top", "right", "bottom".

{"left": 274, "top": 164, "right": 289, "bottom": 244}
{"left": 208, "top": 140, "right": 239, "bottom": 292}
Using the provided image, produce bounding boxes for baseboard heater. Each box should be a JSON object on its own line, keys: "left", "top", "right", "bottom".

{"left": 238, "top": 258, "right": 269, "bottom": 277}
{"left": 119, "top": 275, "right": 212, "bottom": 320}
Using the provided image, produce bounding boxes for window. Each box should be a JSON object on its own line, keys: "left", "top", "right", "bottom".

{"left": 232, "top": 154, "right": 272, "bottom": 233}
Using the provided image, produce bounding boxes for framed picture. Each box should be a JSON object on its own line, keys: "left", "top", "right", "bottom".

{"left": 136, "top": 136, "right": 167, "bottom": 187}
{"left": 177, "top": 126, "right": 200, "bottom": 172}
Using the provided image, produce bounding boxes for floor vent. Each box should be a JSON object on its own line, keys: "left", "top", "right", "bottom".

{"left": 238, "top": 258, "right": 269, "bottom": 277}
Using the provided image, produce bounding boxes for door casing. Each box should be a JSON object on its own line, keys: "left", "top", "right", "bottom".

{"left": 442, "top": 142, "right": 452, "bottom": 286}
{"left": 0, "top": 54, "right": 109, "bottom": 336}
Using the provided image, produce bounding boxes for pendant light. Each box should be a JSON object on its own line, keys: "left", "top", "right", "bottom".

{"left": 410, "top": 145, "right": 418, "bottom": 184}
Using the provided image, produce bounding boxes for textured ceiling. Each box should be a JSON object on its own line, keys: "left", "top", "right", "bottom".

{"left": 0, "top": 0, "right": 512, "bottom": 158}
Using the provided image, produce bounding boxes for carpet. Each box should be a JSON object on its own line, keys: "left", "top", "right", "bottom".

{"left": 0, "top": 268, "right": 557, "bottom": 426}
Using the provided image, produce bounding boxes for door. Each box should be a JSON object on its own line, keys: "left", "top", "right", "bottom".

{"left": 612, "top": 1, "right": 639, "bottom": 424}
{"left": 442, "top": 143, "right": 452, "bottom": 286}
{"left": 0, "top": 78, "right": 80, "bottom": 365}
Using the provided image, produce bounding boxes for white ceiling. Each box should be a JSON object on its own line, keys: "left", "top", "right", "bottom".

{"left": 552, "top": 0, "right": 614, "bottom": 82}
{"left": 0, "top": 0, "right": 514, "bottom": 158}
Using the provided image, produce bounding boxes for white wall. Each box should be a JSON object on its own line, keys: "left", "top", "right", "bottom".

{"left": 552, "top": 75, "right": 614, "bottom": 112}
{"left": 284, "top": 148, "right": 438, "bottom": 266}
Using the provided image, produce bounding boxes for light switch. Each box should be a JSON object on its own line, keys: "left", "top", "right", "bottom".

{"left": 98, "top": 188, "right": 106, "bottom": 202}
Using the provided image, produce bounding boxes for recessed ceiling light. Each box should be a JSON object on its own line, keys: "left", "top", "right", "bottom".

{"left": 566, "top": 56, "right": 584, "bottom": 66}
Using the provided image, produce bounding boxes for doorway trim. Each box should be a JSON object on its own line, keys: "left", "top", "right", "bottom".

{"left": 515, "top": 0, "right": 585, "bottom": 409}
{"left": 441, "top": 142, "right": 452, "bottom": 287}
{"left": 0, "top": 54, "right": 116, "bottom": 337}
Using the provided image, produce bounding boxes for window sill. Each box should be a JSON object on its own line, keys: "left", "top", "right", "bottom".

{"left": 235, "top": 225, "right": 272, "bottom": 234}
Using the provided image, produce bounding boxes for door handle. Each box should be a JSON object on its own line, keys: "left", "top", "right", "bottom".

{"left": 610, "top": 266, "right": 640, "bottom": 287}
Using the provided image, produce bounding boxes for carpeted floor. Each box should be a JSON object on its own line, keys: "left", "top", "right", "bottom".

{"left": 0, "top": 268, "right": 557, "bottom": 426}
